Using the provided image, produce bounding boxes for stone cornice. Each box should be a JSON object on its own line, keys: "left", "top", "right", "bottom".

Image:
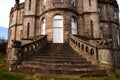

{"left": 100, "top": 20, "right": 119, "bottom": 25}
{"left": 39, "top": 8, "right": 79, "bottom": 17}
{"left": 10, "top": 2, "right": 24, "bottom": 14}
{"left": 9, "top": 24, "right": 23, "bottom": 30}
{"left": 98, "top": 0, "right": 119, "bottom": 8}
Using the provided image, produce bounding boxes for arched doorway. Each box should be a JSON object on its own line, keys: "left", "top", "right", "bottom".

{"left": 71, "top": 17, "right": 77, "bottom": 34}
{"left": 41, "top": 18, "right": 46, "bottom": 35}
{"left": 53, "top": 15, "right": 63, "bottom": 43}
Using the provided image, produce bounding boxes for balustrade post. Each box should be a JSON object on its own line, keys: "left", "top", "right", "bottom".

{"left": 9, "top": 40, "right": 21, "bottom": 71}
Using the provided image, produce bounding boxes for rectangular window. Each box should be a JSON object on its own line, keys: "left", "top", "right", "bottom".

{"left": 114, "top": 11, "right": 118, "bottom": 20}
{"left": 20, "top": 30, "right": 23, "bottom": 39}
{"left": 29, "top": 0, "right": 31, "bottom": 10}
{"left": 27, "top": 23, "right": 30, "bottom": 38}
{"left": 89, "top": 0, "right": 91, "bottom": 6}
{"left": 54, "top": 0, "right": 62, "bottom": 4}
{"left": 10, "top": 15, "right": 13, "bottom": 24}
{"left": 71, "top": 0, "right": 76, "bottom": 7}
{"left": 8, "top": 30, "right": 12, "bottom": 43}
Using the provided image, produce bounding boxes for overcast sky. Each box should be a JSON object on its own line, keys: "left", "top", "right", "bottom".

{"left": 0, "top": 0, "right": 24, "bottom": 28}
{"left": 0, "top": 0, "right": 120, "bottom": 28}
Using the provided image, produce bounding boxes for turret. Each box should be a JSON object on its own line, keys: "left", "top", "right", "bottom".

{"left": 15, "top": 0, "right": 19, "bottom": 4}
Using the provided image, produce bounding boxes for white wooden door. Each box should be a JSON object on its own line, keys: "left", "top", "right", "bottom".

{"left": 53, "top": 15, "right": 63, "bottom": 43}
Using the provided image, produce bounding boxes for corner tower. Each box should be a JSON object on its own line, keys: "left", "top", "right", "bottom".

{"left": 22, "top": 0, "right": 37, "bottom": 44}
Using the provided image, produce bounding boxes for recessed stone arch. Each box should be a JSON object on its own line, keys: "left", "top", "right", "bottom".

{"left": 90, "top": 48, "right": 94, "bottom": 55}
{"left": 53, "top": 15, "right": 64, "bottom": 43}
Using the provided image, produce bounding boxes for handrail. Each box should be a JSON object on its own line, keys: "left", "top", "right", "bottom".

{"left": 20, "top": 35, "right": 47, "bottom": 60}
{"left": 69, "top": 34, "right": 99, "bottom": 64}
{"left": 11, "top": 35, "right": 47, "bottom": 64}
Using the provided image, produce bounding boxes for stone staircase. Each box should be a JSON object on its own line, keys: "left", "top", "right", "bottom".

{"left": 17, "top": 43, "right": 107, "bottom": 78}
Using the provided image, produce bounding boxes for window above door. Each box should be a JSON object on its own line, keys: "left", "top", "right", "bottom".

{"left": 54, "top": 0, "right": 63, "bottom": 4}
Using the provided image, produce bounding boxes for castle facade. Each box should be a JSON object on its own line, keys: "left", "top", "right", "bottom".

{"left": 7, "top": 0, "right": 120, "bottom": 68}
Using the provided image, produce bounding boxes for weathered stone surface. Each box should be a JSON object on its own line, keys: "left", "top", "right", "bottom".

{"left": 7, "top": 0, "right": 120, "bottom": 70}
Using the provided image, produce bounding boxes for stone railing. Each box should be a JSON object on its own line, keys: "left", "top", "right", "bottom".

{"left": 20, "top": 35, "right": 47, "bottom": 60}
{"left": 69, "top": 34, "right": 99, "bottom": 64}
{"left": 9, "top": 35, "right": 47, "bottom": 71}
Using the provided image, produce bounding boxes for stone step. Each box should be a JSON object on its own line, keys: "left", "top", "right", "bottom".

{"left": 28, "top": 59, "right": 88, "bottom": 64}
{"left": 18, "top": 65, "right": 107, "bottom": 77}
{"left": 26, "top": 57, "right": 85, "bottom": 61}
{"left": 21, "top": 63, "right": 98, "bottom": 70}
{"left": 21, "top": 64, "right": 100, "bottom": 72}
{"left": 50, "top": 64, "right": 98, "bottom": 69}
{"left": 29, "top": 58, "right": 86, "bottom": 62}
{"left": 36, "top": 53, "right": 79, "bottom": 56}
{"left": 48, "top": 69, "right": 107, "bottom": 76}
{"left": 32, "top": 56, "right": 84, "bottom": 60}
{"left": 18, "top": 43, "right": 107, "bottom": 77}
{"left": 23, "top": 60, "right": 91, "bottom": 65}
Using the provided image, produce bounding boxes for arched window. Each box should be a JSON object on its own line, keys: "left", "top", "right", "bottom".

{"left": 41, "top": 18, "right": 46, "bottom": 35}
{"left": 54, "top": 0, "right": 62, "bottom": 4}
{"left": 71, "top": 17, "right": 77, "bottom": 34}
{"left": 114, "top": 11, "right": 118, "bottom": 20}
{"left": 53, "top": 15, "right": 63, "bottom": 43}
{"left": 71, "top": 0, "right": 76, "bottom": 7}
{"left": 42, "top": 0, "right": 46, "bottom": 8}
{"left": 29, "top": 0, "right": 31, "bottom": 10}
{"left": 27, "top": 23, "right": 30, "bottom": 38}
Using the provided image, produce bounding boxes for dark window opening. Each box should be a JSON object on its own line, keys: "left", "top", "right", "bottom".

{"left": 54, "top": 0, "right": 62, "bottom": 4}
{"left": 27, "top": 23, "right": 30, "bottom": 38}
{"left": 90, "top": 20, "right": 93, "bottom": 38}
{"left": 20, "top": 30, "right": 23, "bottom": 39}
{"left": 71, "top": 0, "right": 76, "bottom": 7}
{"left": 29, "top": 0, "right": 31, "bottom": 10}
{"left": 89, "top": 0, "right": 91, "bottom": 6}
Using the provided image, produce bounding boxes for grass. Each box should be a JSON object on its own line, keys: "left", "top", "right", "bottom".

{"left": 0, "top": 54, "right": 120, "bottom": 80}
{"left": 0, "top": 66, "right": 119, "bottom": 80}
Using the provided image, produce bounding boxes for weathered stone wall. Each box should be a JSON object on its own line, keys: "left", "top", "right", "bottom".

{"left": 28, "top": 0, "right": 83, "bottom": 43}
{"left": 83, "top": 0, "right": 100, "bottom": 38}
{"left": 8, "top": 3, "right": 24, "bottom": 48}
{"left": 98, "top": 49, "right": 113, "bottom": 65}
{"left": 7, "top": 0, "right": 120, "bottom": 67}
{"left": 98, "top": 0, "right": 120, "bottom": 48}
{"left": 98, "top": 0, "right": 120, "bottom": 67}
{"left": 114, "top": 51, "right": 120, "bottom": 68}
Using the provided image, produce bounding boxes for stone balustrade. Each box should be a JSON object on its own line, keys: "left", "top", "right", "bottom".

{"left": 9, "top": 35, "right": 47, "bottom": 71}
{"left": 20, "top": 35, "right": 47, "bottom": 60}
{"left": 69, "top": 34, "right": 99, "bottom": 64}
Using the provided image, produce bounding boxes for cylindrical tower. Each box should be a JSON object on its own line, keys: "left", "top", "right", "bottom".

{"left": 8, "top": 2, "right": 24, "bottom": 48}
{"left": 7, "top": 1, "right": 24, "bottom": 61}
{"left": 98, "top": 0, "right": 120, "bottom": 67}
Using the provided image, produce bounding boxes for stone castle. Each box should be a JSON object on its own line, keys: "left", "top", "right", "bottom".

{"left": 7, "top": 0, "right": 120, "bottom": 77}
